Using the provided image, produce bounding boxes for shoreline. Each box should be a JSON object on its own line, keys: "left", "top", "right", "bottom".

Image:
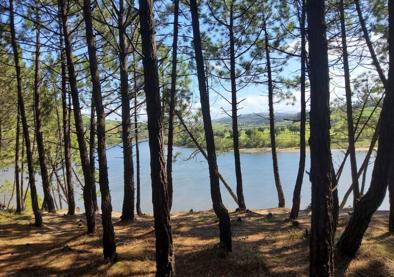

{"left": 239, "top": 146, "right": 374, "bottom": 154}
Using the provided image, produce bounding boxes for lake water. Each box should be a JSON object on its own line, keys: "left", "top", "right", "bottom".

{"left": 0, "top": 141, "right": 389, "bottom": 212}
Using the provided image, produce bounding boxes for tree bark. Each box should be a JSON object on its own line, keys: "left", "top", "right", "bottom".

{"left": 59, "top": 20, "right": 75, "bottom": 215}
{"left": 9, "top": 0, "right": 42, "bottom": 227}
{"left": 33, "top": 10, "right": 56, "bottom": 213}
{"left": 307, "top": 0, "right": 335, "bottom": 275}
{"left": 166, "top": 0, "right": 180, "bottom": 211}
{"left": 139, "top": 0, "right": 175, "bottom": 274}
{"left": 340, "top": 0, "right": 360, "bottom": 207}
{"left": 190, "top": 0, "right": 232, "bottom": 252}
{"left": 58, "top": 0, "right": 95, "bottom": 234}
{"left": 89, "top": 104, "right": 98, "bottom": 212}
{"left": 264, "top": 23, "right": 285, "bottom": 208}
{"left": 14, "top": 111, "right": 21, "bottom": 213}
{"left": 389, "top": 169, "right": 394, "bottom": 232}
{"left": 133, "top": 55, "right": 142, "bottom": 216}
{"left": 290, "top": 0, "right": 306, "bottom": 220}
{"left": 119, "top": 0, "right": 135, "bottom": 221}
{"left": 337, "top": 0, "right": 394, "bottom": 255}
{"left": 82, "top": 0, "right": 116, "bottom": 260}
{"left": 229, "top": 1, "right": 246, "bottom": 211}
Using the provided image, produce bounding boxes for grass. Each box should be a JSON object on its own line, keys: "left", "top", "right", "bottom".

{"left": 0, "top": 208, "right": 393, "bottom": 276}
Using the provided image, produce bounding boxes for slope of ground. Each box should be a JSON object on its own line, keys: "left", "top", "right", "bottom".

{"left": 0, "top": 209, "right": 393, "bottom": 276}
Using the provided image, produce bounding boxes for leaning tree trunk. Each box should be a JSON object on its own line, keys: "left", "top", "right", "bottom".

{"left": 59, "top": 22, "right": 75, "bottom": 215}
{"left": 354, "top": 0, "right": 387, "bottom": 87}
{"left": 9, "top": 0, "right": 42, "bottom": 227}
{"left": 33, "top": 11, "right": 56, "bottom": 213}
{"left": 290, "top": 0, "right": 306, "bottom": 220}
{"left": 82, "top": 0, "right": 116, "bottom": 260}
{"left": 58, "top": 0, "right": 95, "bottom": 234}
{"left": 190, "top": 0, "right": 232, "bottom": 252}
{"left": 166, "top": 0, "right": 179, "bottom": 211}
{"left": 229, "top": 2, "right": 246, "bottom": 211}
{"left": 264, "top": 24, "right": 285, "bottom": 208}
{"left": 139, "top": 0, "right": 175, "bottom": 274}
{"left": 307, "top": 0, "right": 336, "bottom": 275}
{"left": 337, "top": 0, "right": 394, "bottom": 255}
{"left": 119, "top": 0, "right": 135, "bottom": 221}
{"left": 340, "top": 0, "right": 360, "bottom": 207}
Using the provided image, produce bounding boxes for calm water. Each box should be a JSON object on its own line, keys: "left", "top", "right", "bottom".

{"left": 103, "top": 141, "right": 388, "bottom": 212}
{"left": 0, "top": 141, "right": 389, "bottom": 212}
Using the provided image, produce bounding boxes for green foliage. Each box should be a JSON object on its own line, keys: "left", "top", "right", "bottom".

{"left": 175, "top": 106, "right": 379, "bottom": 150}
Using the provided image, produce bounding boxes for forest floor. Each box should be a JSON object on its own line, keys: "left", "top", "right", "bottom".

{"left": 0, "top": 208, "right": 393, "bottom": 276}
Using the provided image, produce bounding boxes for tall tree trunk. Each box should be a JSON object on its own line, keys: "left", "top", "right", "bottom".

{"left": 89, "top": 104, "right": 98, "bottom": 211}
{"left": 21, "top": 135, "right": 25, "bottom": 211}
{"left": 0, "top": 119, "right": 2, "bottom": 156}
{"left": 337, "top": 0, "right": 394, "bottom": 255}
{"left": 264, "top": 24, "right": 285, "bottom": 208}
{"left": 133, "top": 56, "right": 142, "bottom": 216}
{"left": 119, "top": 0, "right": 135, "bottom": 221}
{"left": 9, "top": 0, "right": 42, "bottom": 227}
{"left": 307, "top": 0, "right": 335, "bottom": 275}
{"left": 59, "top": 21, "right": 75, "bottom": 215}
{"left": 14, "top": 111, "right": 21, "bottom": 213}
{"left": 229, "top": 1, "right": 246, "bottom": 211}
{"left": 33, "top": 10, "right": 56, "bottom": 213}
{"left": 290, "top": 0, "right": 306, "bottom": 220}
{"left": 139, "top": 0, "right": 175, "bottom": 274}
{"left": 82, "top": 0, "right": 116, "bottom": 260}
{"left": 390, "top": 171, "right": 394, "bottom": 232}
{"left": 190, "top": 0, "right": 232, "bottom": 252}
{"left": 166, "top": 0, "right": 179, "bottom": 211}
{"left": 58, "top": 0, "right": 95, "bottom": 234}
{"left": 340, "top": 0, "right": 359, "bottom": 207}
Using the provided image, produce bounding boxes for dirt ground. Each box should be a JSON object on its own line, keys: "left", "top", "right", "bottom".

{"left": 0, "top": 208, "right": 393, "bottom": 276}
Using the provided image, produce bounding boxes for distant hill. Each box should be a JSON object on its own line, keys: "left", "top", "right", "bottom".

{"left": 214, "top": 112, "right": 301, "bottom": 126}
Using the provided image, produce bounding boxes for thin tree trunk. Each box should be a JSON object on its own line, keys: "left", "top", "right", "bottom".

{"left": 390, "top": 169, "right": 394, "bottom": 232}
{"left": 190, "top": 0, "right": 232, "bottom": 252}
{"left": 133, "top": 56, "right": 142, "bottom": 216}
{"left": 9, "top": 0, "right": 42, "bottom": 227}
{"left": 354, "top": 0, "right": 387, "bottom": 87}
{"left": 58, "top": 0, "right": 95, "bottom": 234}
{"left": 139, "top": 0, "right": 175, "bottom": 274}
{"left": 340, "top": 130, "right": 378, "bottom": 208}
{"left": 89, "top": 104, "right": 98, "bottom": 211}
{"left": 264, "top": 24, "right": 285, "bottom": 208}
{"left": 33, "top": 10, "right": 56, "bottom": 213}
{"left": 166, "top": 0, "right": 179, "bottom": 211}
{"left": 290, "top": 0, "right": 306, "bottom": 220}
{"left": 229, "top": 1, "right": 246, "bottom": 211}
{"left": 174, "top": 108, "right": 239, "bottom": 205}
{"left": 307, "top": 0, "right": 335, "bottom": 275}
{"left": 337, "top": 0, "right": 394, "bottom": 256}
{"left": 119, "top": 0, "right": 135, "bottom": 221}
{"left": 14, "top": 110, "right": 21, "bottom": 213}
{"left": 21, "top": 135, "right": 25, "bottom": 211}
{"left": 340, "top": 0, "right": 359, "bottom": 207}
{"left": 59, "top": 20, "right": 75, "bottom": 215}
{"left": 82, "top": 0, "right": 116, "bottom": 260}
